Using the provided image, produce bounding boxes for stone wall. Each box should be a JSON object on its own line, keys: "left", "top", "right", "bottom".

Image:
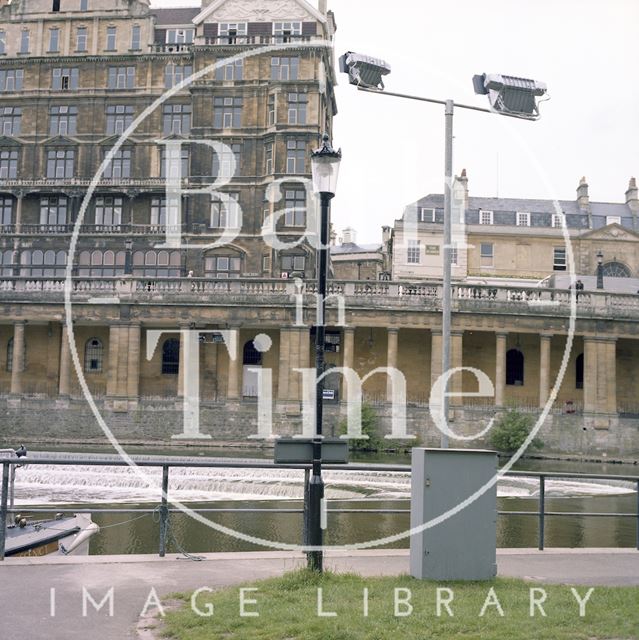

{"left": 1, "top": 397, "right": 637, "bottom": 459}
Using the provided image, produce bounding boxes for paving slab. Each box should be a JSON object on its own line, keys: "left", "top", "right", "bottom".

{"left": 1, "top": 549, "right": 637, "bottom": 640}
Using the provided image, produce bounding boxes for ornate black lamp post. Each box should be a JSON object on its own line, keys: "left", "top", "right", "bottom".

{"left": 308, "top": 133, "right": 341, "bottom": 572}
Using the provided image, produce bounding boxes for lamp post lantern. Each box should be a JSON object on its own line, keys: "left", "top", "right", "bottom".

{"left": 340, "top": 54, "right": 548, "bottom": 448}
{"left": 308, "top": 133, "right": 341, "bottom": 573}
{"left": 596, "top": 251, "right": 604, "bottom": 290}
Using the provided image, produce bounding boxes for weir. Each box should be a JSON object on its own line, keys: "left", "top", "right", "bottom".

{"left": 11, "top": 451, "right": 637, "bottom": 506}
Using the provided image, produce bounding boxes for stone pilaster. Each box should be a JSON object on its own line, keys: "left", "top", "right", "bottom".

{"left": 386, "top": 327, "right": 399, "bottom": 402}
{"left": 10, "top": 321, "right": 26, "bottom": 395}
{"left": 288, "top": 328, "right": 301, "bottom": 401}
{"left": 226, "top": 328, "right": 240, "bottom": 400}
{"left": 539, "top": 334, "right": 552, "bottom": 408}
{"left": 58, "top": 323, "right": 71, "bottom": 396}
{"left": 584, "top": 337, "right": 617, "bottom": 417}
{"left": 430, "top": 330, "right": 442, "bottom": 393}
{"left": 495, "top": 332, "right": 507, "bottom": 407}
{"left": 342, "top": 327, "right": 355, "bottom": 402}
{"left": 126, "top": 323, "right": 141, "bottom": 400}
{"left": 449, "top": 331, "right": 464, "bottom": 406}
{"left": 277, "top": 328, "right": 291, "bottom": 402}
{"left": 106, "top": 324, "right": 120, "bottom": 398}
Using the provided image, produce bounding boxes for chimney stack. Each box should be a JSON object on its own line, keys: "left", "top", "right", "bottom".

{"left": 341, "top": 227, "right": 357, "bottom": 245}
{"left": 577, "top": 176, "right": 590, "bottom": 209}
{"left": 456, "top": 168, "right": 469, "bottom": 210}
{"left": 625, "top": 177, "right": 639, "bottom": 212}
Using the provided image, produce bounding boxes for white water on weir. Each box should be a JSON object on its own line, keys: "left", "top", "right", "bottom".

{"left": 11, "top": 451, "right": 636, "bottom": 506}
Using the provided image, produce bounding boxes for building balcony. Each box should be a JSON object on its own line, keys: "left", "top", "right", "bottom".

{"left": 14, "top": 224, "right": 182, "bottom": 236}
{"left": 0, "top": 276, "right": 638, "bottom": 320}
{"left": 150, "top": 44, "right": 193, "bottom": 54}
{"left": 199, "top": 35, "right": 322, "bottom": 47}
{"left": 0, "top": 178, "right": 185, "bottom": 190}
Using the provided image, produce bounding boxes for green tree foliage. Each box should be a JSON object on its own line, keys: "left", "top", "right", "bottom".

{"left": 490, "top": 409, "right": 544, "bottom": 453}
{"left": 339, "top": 403, "right": 382, "bottom": 451}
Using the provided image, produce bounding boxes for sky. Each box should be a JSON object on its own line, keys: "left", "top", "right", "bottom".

{"left": 151, "top": 0, "right": 639, "bottom": 243}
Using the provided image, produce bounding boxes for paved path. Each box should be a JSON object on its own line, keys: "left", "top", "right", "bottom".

{"left": 1, "top": 549, "right": 638, "bottom": 640}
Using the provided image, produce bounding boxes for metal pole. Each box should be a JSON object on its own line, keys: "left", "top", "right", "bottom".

{"left": 8, "top": 464, "right": 16, "bottom": 517}
{"left": 159, "top": 464, "right": 169, "bottom": 558}
{"left": 0, "top": 463, "right": 9, "bottom": 561}
{"left": 636, "top": 479, "right": 639, "bottom": 551}
{"left": 441, "top": 99, "right": 454, "bottom": 449}
{"left": 308, "top": 191, "right": 331, "bottom": 573}
{"left": 539, "top": 476, "right": 546, "bottom": 551}
{"left": 303, "top": 467, "right": 310, "bottom": 546}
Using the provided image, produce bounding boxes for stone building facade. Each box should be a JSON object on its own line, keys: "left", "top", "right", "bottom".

{"left": 0, "top": 1, "right": 637, "bottom": 457}
{"left": 392, "top": 172, "right": 639, "bottom": 284}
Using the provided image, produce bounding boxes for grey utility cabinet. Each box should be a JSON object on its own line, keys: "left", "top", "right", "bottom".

{"left": 410, "top": 448, "right": 498, "bottom": 581}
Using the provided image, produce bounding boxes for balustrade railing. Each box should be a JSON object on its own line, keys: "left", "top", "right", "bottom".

{"left": 201, "top": 35, "right": 321, "bottom": 46}
{"left": 1, "top": 275, "right": 639, "bottom": 317}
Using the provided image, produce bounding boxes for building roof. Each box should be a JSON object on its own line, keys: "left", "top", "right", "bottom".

{"left": 409, "top": 194, "right": 636, "bottom": 230}
{"left": 330, "top": 242, "right": 383, "bottom": 256}
{"left": 152, "top": 7, "right": 199, "bottom": 25}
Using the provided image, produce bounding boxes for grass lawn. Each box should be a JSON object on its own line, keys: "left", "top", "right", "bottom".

{"left": 162, "top": 570, "right": 639, "bottom": 640}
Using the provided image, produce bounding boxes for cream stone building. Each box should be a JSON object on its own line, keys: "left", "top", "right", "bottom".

{"left": 0, "top": 0, "right": 637, "bottom": 456}
{"left": 392, "top": 172, "right": 639, "bottom": 284}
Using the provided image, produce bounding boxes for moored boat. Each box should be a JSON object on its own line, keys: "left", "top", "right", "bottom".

{"left": 1, "top": 448, "right": 100, "bottom": 558}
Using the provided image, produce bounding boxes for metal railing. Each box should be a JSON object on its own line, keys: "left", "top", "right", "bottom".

{"left": 1, "top": 457, "right": 637, "bottom": 560}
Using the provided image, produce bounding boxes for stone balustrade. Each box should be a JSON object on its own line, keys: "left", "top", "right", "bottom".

{"left": 1, "top": 276, "right": 639, "bottom": 319}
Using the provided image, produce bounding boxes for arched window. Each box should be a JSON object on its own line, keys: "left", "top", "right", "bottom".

{"left": 602, "top": 262, "right": 631, "bottom": 278}
{"left": 78, "top": 250, "right": 126, "bottom": 277}
{"left": 1, "top": 249, "right": 13, "bottom": 276}
{"left": 6, "top": 337, "right": 25, "bottom": 373}
{"left": 162, "top": 338, "right": 180, "bottom": 374}
{"left": 575, "top": 353, "right": 584, "bottom": 390}
{"left": 133, "top": 250, "right": 181, "bottom": 277}
{"left": 204, "top": 254, "right": 242, "bottom": 278}
{"left": 506, "top": 349, "right": 524, "bottom": 386}
{"left": 243, "top": 340, "right": 262, "bottom": 366}
{"left": 84, "top": 338, "right": 103, "bottom": 373}
{"left": 20, "top": 249, "right": 66, "bottom": 277}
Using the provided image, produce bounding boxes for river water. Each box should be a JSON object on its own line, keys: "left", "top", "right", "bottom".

{"left": 8, "top": 447, "right": 639, "bottom": 554}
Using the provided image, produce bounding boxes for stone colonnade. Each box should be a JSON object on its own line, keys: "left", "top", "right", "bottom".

{"left": 3, "top": 321, "right": 616, "bottom": 416}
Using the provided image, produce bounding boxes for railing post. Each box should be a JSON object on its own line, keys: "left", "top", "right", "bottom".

{"left": 0, "top": 463, "right": 9, "bottom": 561}
{"left": 538, "top": 475, "right": 545, "bottom": 551}
{"left": 159, "top": 465, "right": 169, "bottom": 558}
{"left": 636, "top": 479, "right": 639, "bottom": 551}
{"left": 303, "top": 468, "right": 310, "bottom": 547}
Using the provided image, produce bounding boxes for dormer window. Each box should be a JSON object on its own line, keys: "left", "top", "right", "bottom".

{"left": 606, "top": 216, "right": 621, "bottom": 226}
{"left": 166, "top": 28, "right": 194, "bottom": 45}
{"left": 218, "top": 23, "right": 246, "bottom": 44}
{"left": 552, "top": 213, "right": 564, "bottom": 228}
{"left": 516, "top": 211, "right": 530, "bottom": 227}
{"left": 418, "top": 208, "right": 436, "bottom": 223}
{"left": 274, "top": 22, "right": 302, "bottom": 43}
{"left": 479, "top": 210, "right": 493, "bottom": 225}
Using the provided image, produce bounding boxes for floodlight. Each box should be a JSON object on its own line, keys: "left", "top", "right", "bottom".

{"left": 339, "top": 51, "right": 391, "bottom": 90}
{"left": 472, "top": 73, "right": 548, "bottom": 120}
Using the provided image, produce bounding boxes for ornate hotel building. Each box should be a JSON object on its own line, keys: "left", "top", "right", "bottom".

{"left": 0, "top": 0, "right": 636, "bottom": 456}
